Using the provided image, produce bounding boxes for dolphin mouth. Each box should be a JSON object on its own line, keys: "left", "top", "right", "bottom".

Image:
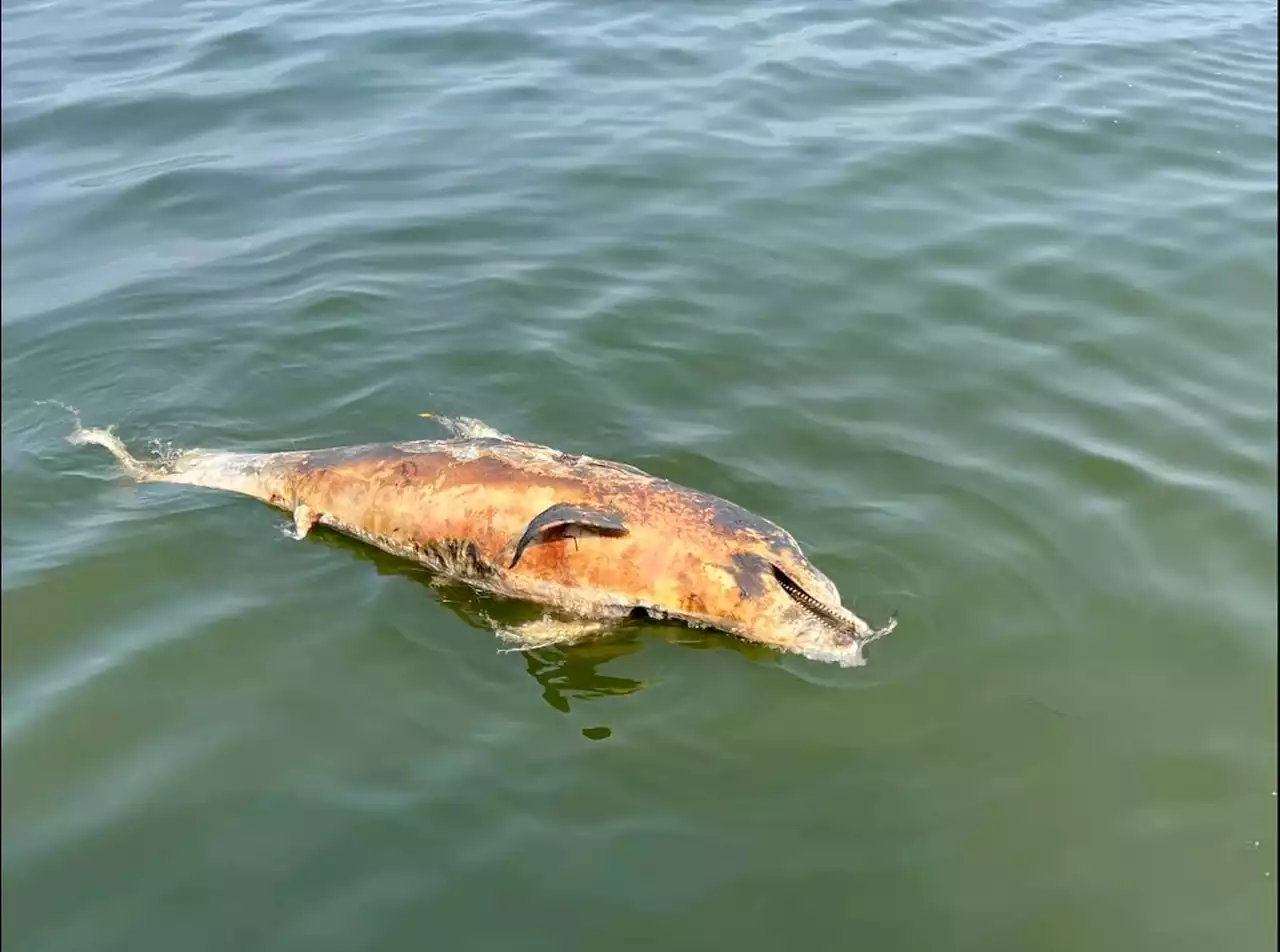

{"left": 771, "top": 564, "right": 898, "bottom": 649}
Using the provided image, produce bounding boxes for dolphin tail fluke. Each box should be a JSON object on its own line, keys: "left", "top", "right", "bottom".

{"left": 69, "top": 422, "right": 290, "bottom": 506}
{"left": 68, "top": 425, "right": 163, "bottom": 480}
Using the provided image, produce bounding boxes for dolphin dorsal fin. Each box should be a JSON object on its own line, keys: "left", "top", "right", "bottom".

{"left": 419, "top": 413, "right": 513, "bottom": 441}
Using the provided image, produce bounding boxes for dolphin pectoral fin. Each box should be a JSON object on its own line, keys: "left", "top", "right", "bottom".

{"left": 418, "top": 412, "right": 513, "bottom": 441}
{"left": 292, "top": 503, "right": 320, "bottom": 541}
{"left": 508, "top": 503, "right": 629, "bottom": 568}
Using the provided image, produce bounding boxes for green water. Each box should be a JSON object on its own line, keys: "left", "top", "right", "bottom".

{"left": 2, "top": 1, "right": 1276, "bottom": 949}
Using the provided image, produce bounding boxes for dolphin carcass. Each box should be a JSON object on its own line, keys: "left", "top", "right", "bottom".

{"left": 70, "top": 414, "right": 897, "bottom": 666}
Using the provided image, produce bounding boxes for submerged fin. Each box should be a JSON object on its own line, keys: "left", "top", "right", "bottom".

{"left": 292, "top": 503, "right": 320, "bottom": 540}
{"left": 495, "top": 615, "right": 616, "bottom": 652}
{"left": 418, "top": 412, "right": 513, "bottom": 441}
{"left": 508, "top": 502, "right": 628, "bottom": 568}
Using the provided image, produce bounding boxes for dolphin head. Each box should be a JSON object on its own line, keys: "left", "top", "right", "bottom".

{"left": 715, "top": 546, "right": 896, "bottom": 667}
{"left": 673, "top": 493, "right": 896, "bottom": 666}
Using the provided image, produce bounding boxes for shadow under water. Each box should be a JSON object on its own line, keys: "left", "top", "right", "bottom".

{"left": 294, "top": 514, "right": 777, "bottom": 717}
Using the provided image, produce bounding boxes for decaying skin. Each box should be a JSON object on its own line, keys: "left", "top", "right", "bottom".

{"left": 70, "top": 414, "right": 897, "bottom": 666}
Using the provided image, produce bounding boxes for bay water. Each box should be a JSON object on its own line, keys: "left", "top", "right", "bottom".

{"left": 3, "top": 1, "right": 1276, "bottom": 949}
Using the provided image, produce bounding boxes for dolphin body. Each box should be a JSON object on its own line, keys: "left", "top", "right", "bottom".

{"left": 70, "top": 414, "right": 896, "bottom": 666}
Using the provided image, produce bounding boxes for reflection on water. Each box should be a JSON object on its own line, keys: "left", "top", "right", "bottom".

{"left": 521, "top": 637, "right": 648, "bottom": 713}
{"left": 293, "top": 513, "right": 774, "bottom": 718}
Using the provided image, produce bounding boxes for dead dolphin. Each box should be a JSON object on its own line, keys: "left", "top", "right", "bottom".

{"left": 69, "top": 414, "right": 897, "bottom": 666}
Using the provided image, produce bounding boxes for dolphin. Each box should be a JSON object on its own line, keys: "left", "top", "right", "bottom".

{"left": 69, "top": 414, "right": 897, "bottom": 666}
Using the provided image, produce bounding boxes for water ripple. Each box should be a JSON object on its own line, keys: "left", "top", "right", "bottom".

{"left": 3, "top": 0, "right": 1276, "bottom": 948}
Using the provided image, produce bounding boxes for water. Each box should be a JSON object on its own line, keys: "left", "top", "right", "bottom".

{"left": 2, "top": 0, "right": 1275, "bottom": 949}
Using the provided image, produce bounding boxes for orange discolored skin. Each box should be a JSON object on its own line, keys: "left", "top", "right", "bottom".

{"left": 71, "top": 417, "right": 896, "bottom": 666}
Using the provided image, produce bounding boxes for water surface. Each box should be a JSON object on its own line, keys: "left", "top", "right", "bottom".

{"left": 2, "top": 1, "right": 1276, "bottom": 950}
